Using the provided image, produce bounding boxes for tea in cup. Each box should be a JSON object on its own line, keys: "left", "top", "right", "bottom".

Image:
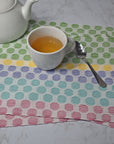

{"left": 27, "top": 26, "right": 75, "bottom": 70}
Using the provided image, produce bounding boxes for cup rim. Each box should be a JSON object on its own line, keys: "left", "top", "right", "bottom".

{"left": 27, "top": 26, "right": 67, "bottom": 55}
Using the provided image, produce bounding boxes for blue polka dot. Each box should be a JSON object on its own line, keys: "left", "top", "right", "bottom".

{"left": 15, "top": 92, "right": 24, "bottom": 99}
{"left": 64, "top": 89, "right": 73, "bottom": 96}
{"left": 85, "top": 83, "right": 93, "bottom": 90}
{"left": 78, "top": 89, "right": 87, "bottom": 97}
{"left": 51, "top": 87, "right": 60, "bottom": 95}
{"left": 37, "top": 86, "right": 46, "bottom": 94}
{"left": 65, "top": 75, "right": 73, "bottom": 82}
{"left": 4, "top": 77, "right": 13, "bottom": 85}
{"left": 31, "top": 80, "right": 40, "bottom": 86}
{"left": 34, "top": 68, "right": 42, "bottom": 73}
{"left": 78, "top": 76, "right": 87, "bottom": 83}
{"left": 0, "top": 71, "right": 8, "bottom": 77}
{"left": 92, "top": 77, "right": 97, "bottom": 84}
{"left": 92, "top": 90, "right": 101, "bottom": 98}
{"left": 0, "top": 64, "right": 4, "bottom": 71}
{"left": 85, "top": 70, "right": 92, "bottom": 77}
{"left": 23, "top": 86, "right": 32, "bottom": 92}
{"left": 46, "top": 69, "right": 55, "bottom": 74}
{"left": 0, "top": 84, "right": 5, "bottom": 91}
{"left": 8, "top": 66, "right": 16, "bottom": 71}
{"left": 58, "top": 81, "right": 67, "bottom": 88}
{"left": 71, "top": 82, "right": 80, "bottom": 89}
{"left": 98, "top": 71, "right": 106, "bottom": 77}
{"left": 72, "top": 70, "right": 80, "bottom": 76}
{"left": 105, "top": 78, "right": 113, "bottom": 85}
{"left": 59, "top": 69, "right": 67, "bottom": 75}
{"left": 106, "top": 91, "right": 114, "bottom": 98}
{"left": 52, "top": 74, "right": 60, "bottom": 81}
{"left": 45, "top": 80, "right": 54, "bottom": 87}
{"left": 111, "top": 71, "right": 114, "bottom": 77}
{"left": 39, "top": 74, "right": 48, "bottom": 80}
{"left": 71, "top": 96, "right": 80, "bottom": 104}
{"left": 21, "top": 66, "right": 29, "bottom": 72}
{"left": 17, "top": 79, "right": 27, "bottom": 85}
{"left": 26, "top": 73, "right": 35, "bottom": 79}
{"left": 85, "top": 97, "right": 95, "bottom": 105}
{"left": 13, "top": 72, "right": 21, "bottom": 78}
{"left": 100, "top": 98, "right": 109, "bottom": 106}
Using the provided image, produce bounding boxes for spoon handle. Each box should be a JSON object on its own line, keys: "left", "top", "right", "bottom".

{"left": 83, "top": 59, "right": 107, "bottom": 88}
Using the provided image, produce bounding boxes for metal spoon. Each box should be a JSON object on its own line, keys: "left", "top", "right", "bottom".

{"left": 74, "top": 41, "right": 107, "bottom": 88}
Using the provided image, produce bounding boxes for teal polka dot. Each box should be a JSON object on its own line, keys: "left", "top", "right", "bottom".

{"left": 15, "top": 92, "right": 24, "bottom": 99}
{"left": 51, "top": 87, "right": 60, "bottom": 95}
{"left": 106, "top": 91, "right": 114, "bottom": 98}
{"left": 71, "top": 82, "right": 80, "bottom": 89}
{"left": 92, "top": 90, "right": 101, "bottom": 98}
{"left": 0, "top": 84, "right": 5, "bottom": 91}
{"left": 100, "top": 98, "right": 109, "bottom": 106}
{"left": 17, "top": 79, "right": 27, "bottom": 85}
{"left": 85, "top": 83, "right": 93, "bottom": 90}
{"left": 4, "top": 77, "right": 13, "bottom": 85}
{"left": 1, "top": 92, "right": 10, "bottom": 99}
{"left": 43, "top": 94, "right": 53, "bottom": 102}
{"left": 85, "top": 97, "right": 95, "bottom": 105}
{"left": 37, "top": 86, "right": 46, "bottom": 94}
{"left": 45, "top": 80, "right": 54, "bottom": 87}
{"left": 112, "top": 85, "right": 114, "bottom": 91}
{"left": 71, "top": 96, "right": 80, "bottom": 104}
{"left": 31, "top": 80, "right": 40, "bottom": 86}
{"left": 57, "top": 95, "right": 66, "bottom": 103}
{"left": 29, "top": 93, "right": 38, "bottom": 101}
{"left": 78, "top": 89, "right": 87, "bottom": 97}
{"left": 23, "top": 86, "right": 32, "bottom": 92}
{"left": 9, "top": 85, "right": 18, "bottom": 92}
{"left": 58, "top": 81, "right": 67, "bottom": 89}
{"left": 64, "top": 89, "right": 73, "bottom": 96}
{"left": 99, "top": 86, "right": 107, "bottom": 91}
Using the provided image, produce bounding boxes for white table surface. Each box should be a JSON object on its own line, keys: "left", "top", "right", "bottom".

{"left": 0, "top": 0, "right": 114, "bottom": 144}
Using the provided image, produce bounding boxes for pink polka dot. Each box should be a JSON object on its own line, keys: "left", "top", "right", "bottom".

{"left": 27, "top": 108, "right": 37, "bottom": 116}
{"left": 7, "top": 99, "right": 16, "bottom": 107}
{"left": 36, "top": 101, "right": 45, "bottom": 109}
{"left": 94, "top": 106, "right": 103, "bottom": 113}
{"left": 57, "top": 110, "right": 66, "bottom": 118}
{"left": 108, "top": 107, "right": 114, "bottom": 115}
{"left": 43, "top": 109, "right": 52, "bottom": 118}
{"left": 0, "top": 107, "right": 7, "bottom": 114}
{"left": 50, "top": 102, "right": 59, "bottom": 110}
{"left": 87, "top": 113, "right": 96, "bottom": 120}
{"left": 59, "top": 118, "right": 68, "bottom": 122}
{"left": 94, "top": 121, "right": 103, "bottom": 125}
{"left": 21, "top": 100, "right": 30, "bottom": 109}
{"left": 44, "top": 117, "right": 53, "bottom": 123}
{"left": 28, "top": 117, "right": 38, "bottom": 125}
{"left": 13, "top": 118, "right": 22, "bottom": 126}
{"left": 0, "top": 99, "right": 2, "bottom": 105}
{"left": 5, "top": 115, "right": 14, "bottom": 119}
{"left": 65, "top": 104, "right": 73, "bottom": 111}
{"left": 12, "top": 108, "right": 22, "bottom": 115}
{"left": 71, "top": 112, "right": 81, "bottom": 119}
{"left": 109, "top": 122, "right": 114, "bottom": 128}
{"left": 79, "top": 105, "right": 88, "bottom": 113}
{"left": 0, "top": 120, "right": 7, "bottom": 127}
{"left": 102, "top": 114, "right": 111, "bottom": 122}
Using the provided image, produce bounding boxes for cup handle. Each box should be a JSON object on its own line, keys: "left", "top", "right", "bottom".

{"left": 65, "top": 37, "right": 76, "bottom": 55}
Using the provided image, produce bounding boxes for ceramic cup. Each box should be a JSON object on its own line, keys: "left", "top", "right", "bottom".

{"left": 27, "top": 26, "right": 75, "bottom": 70}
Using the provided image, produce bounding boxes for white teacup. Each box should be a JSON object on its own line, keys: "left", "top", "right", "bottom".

{"left": 27, "top": 26, "right": 75, "bottom": 70}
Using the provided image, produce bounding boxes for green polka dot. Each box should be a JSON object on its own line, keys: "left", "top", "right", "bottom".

{"left": 37, "top": 86, "right": 46, "bottom": 94}
{"left": 9, "top": 85, "right": 18, "bottom": 92}
{"left": 101, "top": 31, "right": 107, "bottom": 34}
{"left": 83, "top": 25, "right": 90, "bottom": 29}
{"left": 32, "top": 24, "right": 39, "bottom": 29}
{"left": 86, "top": 58, "right": 93, "bottom": 64}
{"left": 89, "top": 30, "right": 96, "bottom": 34}
{"left": 19, "top": 49, "right": 27, "bottom": 54}
{"left": 96, "top": 37, "right": 104, "bottom": 42}
{"left": 11, "top": 54, "right": 19, "bottom": 60}
{"left": 49, "top": 22, "right": 56, "bottom": 26}
{"left": 106, "top": 91, "right": 114, "bottom": 98}
{"left": 65, "top": 27, "right": 73, "bottom": 32}
{"left": 39, "top": 21, "right": 46, "bottom": 25}
{"left": 85, "top": 83, "right": 93, "bottom": 90}
{"left": 71, "top": 82, "right": 80, "bottom": 89}
{"left": 43, "top": 94, "right": 52, "bottom": 102}
{"left": 112, "top": 32, "right": 114, "bottom": 36}
{"left": 73, "top": 36, "right": 81, "bottom": 41}
{"left": 91, "top": 53, "right": 98, "bottom": 58}
{"left": 71, "top": 96, "right": 80, "bottom": 104}
{"left": 29, "top": 93, "right": 38, "bottom": 101}
{"left": 78, "top": 89, "right": 87, "bottom": 97}
{"left": 17, "top": 79, "right": 27, "bottom": 85}
{"left": 7, "top": 48, "right": 15, "bottom": 54}
{"left": 31, "top": 80, "right": 40, "bottom": 86}
{"left": 62, "top": 57, "right": 68, "bottom": 63}
{"left": 90, "top": 42, "right": 98, "bottom": 48}
{"left": 110, "top": 58, "right": 114, "bottom": 64}
{"left": 15, "top": 92, "right": 24, "bottom": 99}
{"left": 85, "top": 47, "right": 93, "bottom": 53}
{"left": 23, "top": 86, "right": 32, "bottom": 92}
{"left": 64, "top": 89, "right": 73, "bottom": 96}
{"left": 95, "top": 26, "right": 102, "bottom": 30}
{"left": 72, "top": 58, "right": 80, "bottom": 63}
{"left": 29, "top": 19, "right": 36, "bottom": 24}
{"left": 2, "top": 43, "right": 10, "bottom": 48}
{"left": 108, "top": 37, "right": 114, "bottom": 42}
{"left": 97, "top": 58, "right": 105, "bottom": 64}
{"left": 102, "top": 42, "right": 110, "bottom": 47}
{"left": 0, "top": 53, "right": 7, "bottom": 59}
{"left": 67, "top": 52, "right": 74, "bottom": 57}
{"left": 14, "top": 43, "right": 22, "bottom": 48}
{"left": 1, "top": 92, "right": 10, "bottom": 99}
{"left": 81, "top": 42, "right": 86, "bottom": 47}
{"left": 85, "top": 97, "right": 95, "bottom": 105}
{"left": 71, "top": 32, "right": 77, "bottom": 36}
{"left": 97, "top": 47, "right": 104, "bottom": 53}
{"left": 45, "top": 80, "right": 54, "bottom": 87}
{"left": 100, "top": 98, "right": 109, "bottom": 106}
{"left": 21, "top": 39, "right": 27, "bottom": 44}
{"left": 51, "top": 87, "right": 60, "bottom": 95}
{"left": 109, "top": 47, "right": 114, "bottom": 53}
{"left": 0, "top": 48, "right": 2, "bottom": 53}
{"left": 0, "top": 84, "right": 5, "bottom": 91}
{"left": 103, "top": 52, "right": 111, "bottom": 58}
{"left": 106, "top": 27, "right": 113, "bottom": 31}
{"left": 57, "top": 95, "right": 66, "bottom": 103}
{"left": 60, "top": 22, "right": 68, "bottom": 27}
{"left": 85, "top": 36, "right": 92, "bottom": 42}
{"left": 58, "top": 81, "right": 67, "bottom": 89}
{"left": 4, "top": 77, "right": 13, "bottom": 85}
{"left": 23, "top": 55, "right": 31, "bottom": 61}
{"left": 92, "top": 90, "right": 101, "bottom": 98}
{"left": 72, "top": 24, "right": 79, "bottom": 28}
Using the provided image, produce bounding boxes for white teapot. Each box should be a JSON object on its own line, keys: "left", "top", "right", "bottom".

{"left": 0, "top": 0, "right": 39, "bottom": 43}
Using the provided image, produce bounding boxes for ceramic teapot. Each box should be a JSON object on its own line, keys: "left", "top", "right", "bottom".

{"left": 0, "top": 0, "right": 39, "bottom": 43}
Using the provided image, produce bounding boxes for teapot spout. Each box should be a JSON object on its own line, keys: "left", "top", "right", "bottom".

{"left": 22, "top": 0, "right": 39, "bottom": 21}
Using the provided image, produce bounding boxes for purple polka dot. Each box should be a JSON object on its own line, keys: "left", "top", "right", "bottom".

{"left": 0, "top": 64, "right": 4, "bottom": 71}
{"left": 13, "top": 72, "right": 21, "bottom": 78}
{"left": 46, "top": 69, "right": 55, "bottom": 74}
{"left": 85, "top": 70, "right": 92, "bottom": 77}
{"left": 34, "top": 68, "right": 42, "bottom": 73}
{"left": 26, "top": 73, "right": 35, "bottom": 79}
{"left": 8, "top": 66, "right": 16, "bottom": 71}
{"left": 105, "top": 78, "right": 113, "bottom": 85}
{"left": 111, "top": 71, "right": 114, "bottom": 77}
{"left": 65, "top": 75, "right": 73, "bottom": 82}
{"left": 21, "top": 66, "right": 29, "bottom": 72}
{"left": 0, "top": 71, "right": 8, "bottom": 77}
{"left": 72, "top": 70, "right": 80, "bottom": 76}
{"left": 59, "top": 69, "right": 67, "bottom": 75}
{"left": 78, "top": 76, "right": 87, "bottom": 83}
{"left": 52, "top": 74, "right": 60, "bottom": 81}
{"left": 98, "top": 71, "right": 106, "bottom": 77}
{"left": 39, "top": 74, "right": 48, "bottom": 80}
{"left": 92, "top": 77, "right": 97, "bottom": 84}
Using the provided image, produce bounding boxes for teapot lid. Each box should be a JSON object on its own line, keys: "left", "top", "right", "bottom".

{"left": 0, "top": 0, "right": 16, "bottom": 13}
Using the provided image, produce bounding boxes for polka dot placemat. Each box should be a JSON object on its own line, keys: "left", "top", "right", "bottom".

{"left": 0, "top": 20, "right": 114, "bottom": 128}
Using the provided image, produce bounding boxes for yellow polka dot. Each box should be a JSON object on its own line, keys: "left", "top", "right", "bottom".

{"left": 16, "top": 60, "right": 24, "bottom": 66}
{"left": 56, "top": 64, "right": 62, "bottom": 69}
{"left": 29, "top": 61, "right": 36, "bottom": 67}
{"left": 103, "top": 65, "right": 112, "bottom": 71}
{"left": 4, "top": 59, "right": 12, "bottom": 65}
{"left": 91, "top": 64, "right": 99, "bottom": 71}
{"left": 78, "top": 64, "right": 87, "bottom": 70}
{"left": 66, "top": 63, "right": 74, "bottom": 69}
